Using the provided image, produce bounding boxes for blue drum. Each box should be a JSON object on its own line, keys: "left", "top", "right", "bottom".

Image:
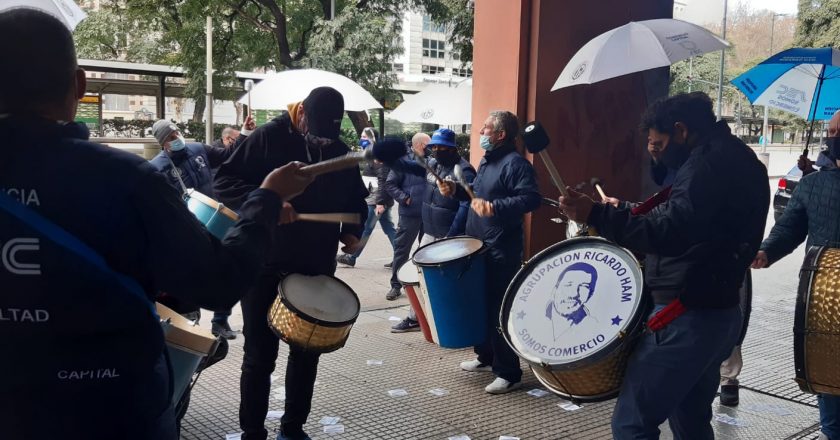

{"left": 412, "top": 236, "right": 486, "bottom": 348}
{"left": 184, "top": 190, "right": 239, "bottom": 239}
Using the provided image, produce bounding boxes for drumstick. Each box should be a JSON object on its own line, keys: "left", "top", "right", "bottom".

{"left": 244, "top": 80, "right": 255, "bottom": 119}
{"left": 415, "top": 154, "right": 443, "bottom": 183}
{"left": 453, "top": 164, "right": 476, "bottom": 199}
{"left": 295, "top": 212, "right": 362, "bottom": 224}
{"left": 522, "top": 121, "right": 570, "bottom": 198}
{"left": 299, "top": 139, "right": 407, "bottom": 178}
{"left": 590, "top": 178, "right": 608, "bottom": 202}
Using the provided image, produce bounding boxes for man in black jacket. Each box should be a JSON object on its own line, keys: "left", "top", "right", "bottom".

{"left": 0, "top": 9, "right": 312, "bottom": 439}
{"left": 214, "top": 87, "right": 368, "bottom": 440}
{"left": 560, "top": 92, "right": 769, "bottom": 439}
{"left": 439, "top": 111, "right": 540, "bottom": 394}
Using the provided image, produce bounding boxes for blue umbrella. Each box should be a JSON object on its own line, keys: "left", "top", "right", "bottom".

{"left": 731, "top": 47, "right": 839, "bottom": 154}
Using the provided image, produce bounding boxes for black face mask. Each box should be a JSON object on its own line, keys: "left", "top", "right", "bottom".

{"left": 660, "top": 141, "right": 691, "bottom": 171}
{"left": 826, "top": 137, "right": 840, "bottom": 161}
{"left": 434, "top": 149, "right": 459, "bottom": 167}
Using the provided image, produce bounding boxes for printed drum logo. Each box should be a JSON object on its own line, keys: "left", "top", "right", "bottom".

{"left": 2, "top": 238, "right": 41, "bottom": 276}
{"left": 421, "top": 109, "right": 435, "bottom": 120}
{"left": 571, "top": 62, "right": 588, "bottom": 81}
{"left": 507, "top": 244, "right": 641, "bottom": 364}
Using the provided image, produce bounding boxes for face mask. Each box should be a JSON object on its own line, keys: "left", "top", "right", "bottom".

{"left": 434, "top": 148, "right": 458, "bottom": 166}
{"left": 480, "top": 135, "right": 493, "bottom": 151}
{"left": 660, "top": 140, "right": 690, "bottom": 170}
{"left": 169, "top": 136, "right": 186, "bottom": 152}
{"left": 359, "top": 139, "right": 371, "bottom": 149}
{"left": 826, "top": 137, "right": 840, "bottom": 161}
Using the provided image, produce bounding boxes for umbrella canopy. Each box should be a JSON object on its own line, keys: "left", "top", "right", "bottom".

{"left": 731, "top": 47, "right": 840, "bottom": 121}
{"left": 239, "top": 69, "right": 382, "bottom": 112}
{"left": 389, "top": 79, "right": 472, "bottom": 125}
{"left": 0, "top": 0, "right": 87, "bottom": 30}
{"left": 552, "top": 19, "right": 729, "bottom": 91}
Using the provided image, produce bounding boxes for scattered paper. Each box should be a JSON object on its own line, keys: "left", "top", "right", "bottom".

{"left": 388, "top": 316, "right": 401, "bottom": 322}
{"left": 225, "top": 434, "right": 242, "bottom": 440}
{"left": 387, "top": 389, "right": 408, "bottom": 397}
{"left": 499, "top": 436, "right": 520, "bottom": 440}
{"left": 429, "top": 388, "right": 449, "bottom": 396}
{"left": 367, "top": 360, "right": 384, "bottom": 366}
{"left": 714, "top": 413, "right": 749, "bottom": 427}
{"left": 320, "top": 416, "right": 341, "bottom": 425}
{"left": 324, "top": 424, "right": 345, "bottom": 434}
{"left": 527, "top": 389, "right": 549, "bottom": 398}
{"left": 266, "top": 410, "right": 284, "bottom": 420}
{"left": 558, "top": 402, "right": 582, "bottom": 411}
{"left": 743, "top": 403, "right": 794, "bottom": 416}
{"left": 448, "top": 436, "right": 471, "bottom": 440}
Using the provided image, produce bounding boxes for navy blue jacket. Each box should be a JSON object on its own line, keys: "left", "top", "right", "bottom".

{"left": 0, "top": 116, "right": 281, "bottom": 438}
{"left": 149, "top": 142, "right": 234, "bottom": 197}
{"left": 385, "top": 151, "right": 427, "bottom": 218}
{"left": 454, "top": 144, "right": 540, "bottom": 267}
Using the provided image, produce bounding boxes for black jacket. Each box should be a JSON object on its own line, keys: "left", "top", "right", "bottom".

{"left": 588, "top": 121, "right": 769, "bottom": 308}
{"left": 367, "top": 161, "right": 394, "bottom": 207}
{"left": 214, "top": 114, "right": 369, "bottom": 275}
{"left": 385, "top": 151, "right": 427, "bottom": 218}
{"left": 0, "top": 116, "right": 280, "bottom": 438}
{"left": 455, "top": 144, "right": 541, "bottom": 267}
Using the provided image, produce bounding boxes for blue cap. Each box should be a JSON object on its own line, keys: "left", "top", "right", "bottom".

{"left": 429, "top": 128, "right": 456, "bottom": 148}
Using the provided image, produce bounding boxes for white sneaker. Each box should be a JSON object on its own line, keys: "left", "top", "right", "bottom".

{"left": 484, "top": 377, "right": 522, "bottom": 394}
{"left": 459, "top": 359, "right": 492, "bottom": 373}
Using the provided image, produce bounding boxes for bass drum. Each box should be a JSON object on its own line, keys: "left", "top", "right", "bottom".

{"left": 501, "top": 237, "right": 647, "bottom": 402}
{"left": 794, "top": 246, "right": 840, "bottom": 395}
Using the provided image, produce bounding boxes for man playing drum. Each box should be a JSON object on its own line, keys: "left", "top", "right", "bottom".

{"left": 752, "top": 110, "right": 840, "bottom": 440}
{"left": 0, "top": 9, "right": 313, "bottom": 439}
{"left": 214, "top": 87, "right": 369, "bottom": 440}
{"left": 560, "top": 92, "right": 769, "bottom": 439}
{"left": 438, "top": 110, "right": 541, "bottom": 394}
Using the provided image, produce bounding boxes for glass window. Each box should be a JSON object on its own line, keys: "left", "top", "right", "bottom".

{"left": 103, "top": 94, "right": 129, "bottom": 111}
{"left": 422, "top": 65, "right": 445, "bottom": 75}
{"left": 422, "top": 39, "right": 445, "bottom": 59}
{"left": 422, "top": 15, "right": 446, "bottom": 33}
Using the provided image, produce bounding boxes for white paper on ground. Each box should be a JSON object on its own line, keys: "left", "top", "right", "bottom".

{"left": 558, "top": 402, "right": 582, "bottom": 411}
{"left": 448, "top": 436, "right": 471, "bottom": 440}
{"left": 429, "top": 388, "right": 449, "bottom": 396}
{"left": 499, "top": 436, "right": 521, "bottom": 440}
{"left": 225, "top": 434, "right": 242, "bottom": 440}
{"left": 388, "top": 316, "right": 401, "bottom": 322}
{"left": 527, "top": 389, "right": 549, "bottom": 397}
{"left": 266, "top": 411, "right": 284, "bottom": 420}
{"left": 387, "top": 389, "right": 408, "bottom": 397}
{"left": 714, "top": 413, "right": 748, "bottom": 427}
{"left": 320, "top": 416, "right": 341, "bottom": 425}
{"left": 324, "top": 424, "right": 345, "bottom": 434}
{"left": 367, "top": 360, "right": 384, "bottom": 366}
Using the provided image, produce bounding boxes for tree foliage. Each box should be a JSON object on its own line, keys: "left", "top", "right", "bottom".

{"left": 796, "top": 0, "right": 840, "bottom": 47}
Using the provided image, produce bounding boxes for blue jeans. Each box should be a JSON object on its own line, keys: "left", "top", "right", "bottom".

{"left": 820, "top": 394, "right": 840, "bottom": 439}
{"left": 612, "top": 304, "right": 742, "bottom": 440}
{"left": 351, "top": 205, "right": 396, "bottom": 260}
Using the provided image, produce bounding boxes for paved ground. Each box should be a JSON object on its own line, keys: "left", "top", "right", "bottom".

{"left": 180, "top": 175, "right": 826, "bottom": 440}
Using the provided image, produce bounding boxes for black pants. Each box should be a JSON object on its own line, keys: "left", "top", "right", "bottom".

{"left": 474, "top": 261, "right": 522, "bottom": 383}
{"left": 240, "top": 275, "right": 320, "bottom": 440}
{"left": 389, "top": 215, "right": 424, "bottom": 289}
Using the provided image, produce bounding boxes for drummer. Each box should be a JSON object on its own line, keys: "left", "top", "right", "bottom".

{"left": 438, "top": 110, "right": 540, "bottom": 394}
{"left": 752, "top": 110, "right": 840, "bottom": 440}
{"left": 214, "top": 87, "right": 369, "bottom": 440}
{"left": 0, "top": 9, "right": 313, "bottom": 439}
{"left": 559, "top": 92, "right": 768, "bottom": 439}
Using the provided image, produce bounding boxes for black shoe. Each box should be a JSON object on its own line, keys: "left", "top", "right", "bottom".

{"left": 211, "top": 322, "right": 237, "bottom": 340}
{"left": 386, "top": 287, "right": 402, "bottom": 301}
{"left": 276, "top": 430, "right": 311, "bottom": 440}
{"left": 391, "top": 318, "right": 421, "bottom": 333}
{"left": 720, "top": 384, "right": 739, "bottom": 406}
{"left": 384, "top": 261, "right": 393, "bottom": 268}
{"left": 336, "top": 254, "right": 356, "bottom": 267}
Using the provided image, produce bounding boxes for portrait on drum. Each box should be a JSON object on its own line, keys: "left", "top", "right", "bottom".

{"left": 546, "top": 262, "right": 600, "bottom": 340}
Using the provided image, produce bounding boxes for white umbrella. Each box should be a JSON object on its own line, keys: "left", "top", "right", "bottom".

{"left": 0, "top": 0, "right": 87, "bottom": 30}
{"left": 389, "top": 79, "right": 472, "bottom": 125}
{"left": 552, "top": 19, "right": 729, "bottom": 91}
{"left": 240, "top": 69, "right": 382, "bottom": 112}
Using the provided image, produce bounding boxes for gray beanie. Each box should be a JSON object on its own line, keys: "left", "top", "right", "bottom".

{"left": 152, "top": 119, "right": 178, "bottom": 146}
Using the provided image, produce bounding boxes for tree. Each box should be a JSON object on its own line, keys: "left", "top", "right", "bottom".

{"left": 796, "top": 0, "right": 840, "bottom": 47}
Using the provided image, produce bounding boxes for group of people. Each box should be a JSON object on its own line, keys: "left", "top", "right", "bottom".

{"left": 3, "top": 7, "right": 839, "bottom": 440}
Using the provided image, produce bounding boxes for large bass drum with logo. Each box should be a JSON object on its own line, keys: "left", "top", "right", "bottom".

{"left": 794, "top": 246, "right": 840, "bottom": 395}
{"left": 501, "top": 236, "right": 647, "bottom": 402}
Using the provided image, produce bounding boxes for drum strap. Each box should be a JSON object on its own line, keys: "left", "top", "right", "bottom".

{"left": 631, "top": 185, "right": 672, "bottom": 216}
{"left": 646, "top": 299, "right": 687, "bottom": 332}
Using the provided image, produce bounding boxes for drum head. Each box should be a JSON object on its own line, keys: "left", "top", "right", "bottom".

{"left": 280, "top": 274, "right": 360, "bottom": 324}
{"left": 502, "top": 237, "right": 644, "bottom": 366}
{"left": 413, "top": 236, "right": 483, "bottom": 266}
{"left": 397, "top": 261, "right": 420, "bottom": 285}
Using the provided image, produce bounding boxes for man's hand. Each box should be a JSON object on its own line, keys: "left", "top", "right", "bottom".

{"left": 751, "top": 250, "right": 769, "bottom": 269}
{"left": 603, "top": 197, "right": 620, "bottom": 208}
{"left": 277, "top": 202, "right": 297, "bottom": 225}
{"left": 647, "top": 143, "right": 662, "bottom": 162}
{"left": 437, "top": 180, "right": 456, "bottom": 197}
{"left": 559, "top": 187, "right": 595, "bottom": 224}
{"left": 340, "top": 233, "right": 363, "bottom": 254}
{"left": 798, "top": 154, "right": 816, "bottom": 176}
{"left": 260, "top": 161, "right": 313, "bottom": 201}
{"left": 471, "top": 198, "right": 494, "bottom": 217}
{"left": 375, "top": 204, "right": 386, "bottom": 216}
{"left": 404, "top": 197, "right": 411, "bottom": 206}
{"left": 243, "top": 114, "right": 256, "bottom": 131}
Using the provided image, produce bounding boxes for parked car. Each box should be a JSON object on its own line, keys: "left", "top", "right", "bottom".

{"left": 773, "top": 165, "right": 802, "bottom": 221}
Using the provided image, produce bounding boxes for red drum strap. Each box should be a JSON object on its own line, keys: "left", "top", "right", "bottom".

{"left": 646, "top": 299, "right": 687, "bottom": 332}
{"left": 631, "top": 185, "right": 672, "bottom": 216}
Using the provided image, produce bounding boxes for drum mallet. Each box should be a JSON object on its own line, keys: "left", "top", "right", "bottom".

{"left": 300, "top": 138, "right": 407, "bottom": 178}
{"left": 415, "top": 154, "right": 444, "bottom": 183}
{"left": 522, "top": 121, "right": 570, "bottom": 198}
{"left": 590, "top": 177, "right": 608, "bottom": 203}
{"left": 294, "top": 212, "right": 362, "bottom": 224}
{"left": 243, "top": 79, "right": 255, "bottom": 119}
{"left": 453, "top": 163, "right": 476, "bottom": 199}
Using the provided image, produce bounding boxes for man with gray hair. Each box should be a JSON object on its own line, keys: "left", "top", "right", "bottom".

{"left": 438, "top": 110, "right": 541, "bottom": 394}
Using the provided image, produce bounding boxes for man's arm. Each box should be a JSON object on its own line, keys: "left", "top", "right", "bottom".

{"left": 760, "top": 178, "right": 811, "bottom": 264}
{"left": 491, "top": 158, "right": 541, "bottom": 219}
{"left": 214, "top": 129, "right": 271, "bottom": 211}
{"left": 385, "top": 169, "right": 409, "bottom": 204}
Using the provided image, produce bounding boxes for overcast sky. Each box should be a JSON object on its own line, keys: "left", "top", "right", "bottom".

{"left": 750, "top": 0, "right": 798, "bottom": 15}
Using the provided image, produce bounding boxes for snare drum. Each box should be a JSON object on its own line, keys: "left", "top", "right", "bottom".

{"left": 795, "top": 246, "right": 840, "bottom": 395}
{"left": 156, "top": 303, "right": 219, "bottom": 407}
{"left": 268, "top": 274, "right": 360, "bottom": 353}
{"left": 184, "top": 190, "right": 239, "bottom": 239}
{"left": 397, "top": 261, "right": 434, "bottom": 343}
{"left": 501, "top": 236, "right": 646, "bottom": 402}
